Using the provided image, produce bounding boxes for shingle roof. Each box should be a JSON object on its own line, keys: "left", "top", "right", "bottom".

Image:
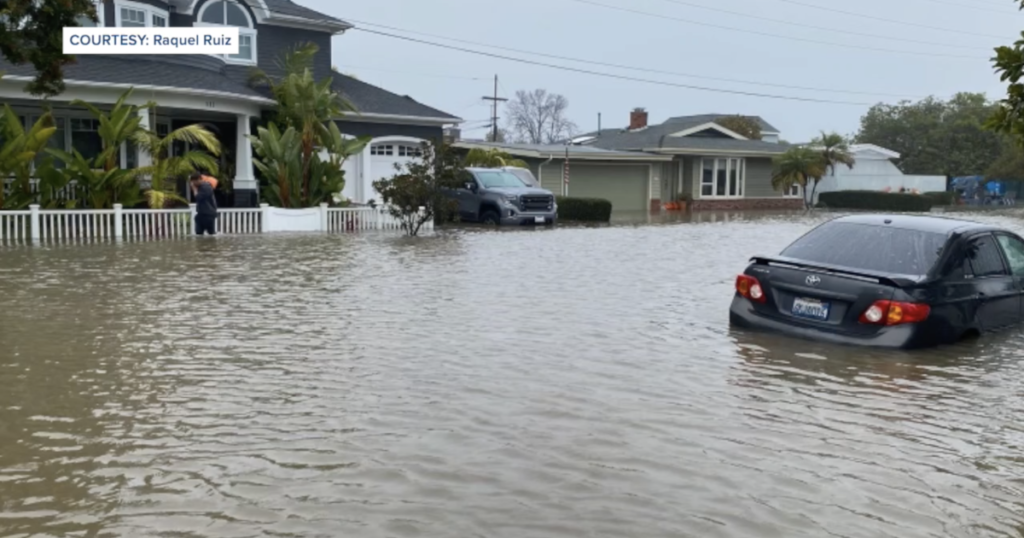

{"left": 263, "top": 0, "right": 349, "bottom": 26}
{"left": 657, "top": 137, "right": 788, "bottom": 154}
{"left": 665, "top": 114, "right": 780, "bottom": 133}
{"left": 454, "top": 140, "right": 672, "bottom": 160}
{"left": 331, "top": 72, "right": 460, "bottom": 121}
{"left": 577, "top": 112, "right": 785, "bottom": 155}
{"left": 0, "top": 55, "right": 267, "bottom": 99}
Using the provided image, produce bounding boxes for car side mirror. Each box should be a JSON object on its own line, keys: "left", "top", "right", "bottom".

{"left": 465, "top": 182, "right": 477, "bottom": 191}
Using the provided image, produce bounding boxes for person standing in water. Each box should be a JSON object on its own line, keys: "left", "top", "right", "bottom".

{"left": 190, "top": 172, "right": 218, "bottom": 235}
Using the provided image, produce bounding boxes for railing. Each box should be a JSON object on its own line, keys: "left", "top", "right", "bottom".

{"left": 0, "top": 203, "right": 430, "bottom": 244}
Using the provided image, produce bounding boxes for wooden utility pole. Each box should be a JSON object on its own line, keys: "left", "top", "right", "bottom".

{"left": 481, "top": 74, "right": 507, "bottom": 142}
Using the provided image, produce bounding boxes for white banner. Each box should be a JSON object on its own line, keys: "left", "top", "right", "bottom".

{"left": 63, "top": 27, "right": 239, "bottom": 55}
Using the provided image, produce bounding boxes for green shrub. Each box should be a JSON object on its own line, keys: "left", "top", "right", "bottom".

{"left": 923, "top": 191, "right": 958, "bottom": 205}
{"left": 555, "top": 196, "right": 612, "bottom": 222}
{"left": 818, "top": 191, "right": 933, "bottom": 212}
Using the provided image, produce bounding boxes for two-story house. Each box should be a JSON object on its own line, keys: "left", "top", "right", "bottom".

{"left": 0, "top": 0, "right": 461, "bottom": 206}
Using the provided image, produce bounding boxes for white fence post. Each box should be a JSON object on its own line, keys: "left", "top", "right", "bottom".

{"left": 260, "top": 203, "right": 270, "bottom": 233}
{"left": 320, "top": 203, "right": 329, "bottom": 232}
{"left": 29, "top": 204, "right": 40, "bottom": 242}
{"left": 113, "top": 203, "right": 123, "bottom": 239}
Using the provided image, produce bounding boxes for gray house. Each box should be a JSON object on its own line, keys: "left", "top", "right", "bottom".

{"left": 0, "top": 0, "right": 461, "bottom": 206}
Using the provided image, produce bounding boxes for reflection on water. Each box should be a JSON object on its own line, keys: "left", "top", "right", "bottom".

{"left": 1, "top": 210, "right": 1023, "bottom": 537}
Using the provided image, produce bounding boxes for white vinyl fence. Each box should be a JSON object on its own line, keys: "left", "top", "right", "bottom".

{"left": 0, "top": 203, "right": 429, "bottom": 244}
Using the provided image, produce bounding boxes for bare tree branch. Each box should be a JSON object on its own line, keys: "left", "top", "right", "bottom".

{"left": 505, "top": 89, "right": 578, "bottom": 144}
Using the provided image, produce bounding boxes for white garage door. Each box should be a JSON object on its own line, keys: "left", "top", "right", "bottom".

{"left": 368, "top": 142, "right": 422, "bottom": 203}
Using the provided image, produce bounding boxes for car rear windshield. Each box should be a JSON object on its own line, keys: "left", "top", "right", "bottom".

{"left": 780, "top": 222, "right": 947, "bottom": 276}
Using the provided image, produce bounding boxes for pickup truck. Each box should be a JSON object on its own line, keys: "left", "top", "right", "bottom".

{"left": 449, "top": 167, "right": 558, "bottom": 226}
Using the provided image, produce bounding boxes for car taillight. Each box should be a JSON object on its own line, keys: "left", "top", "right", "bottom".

{"left": 735, "top": 274, "right": 766, "bottom": 303}
{"left": 859, "top": 300, "right": 930, "bottom": 326}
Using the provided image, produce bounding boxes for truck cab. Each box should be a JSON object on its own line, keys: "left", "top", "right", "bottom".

{"left": 451, "top": 167, "right": 558, "bottom": 226}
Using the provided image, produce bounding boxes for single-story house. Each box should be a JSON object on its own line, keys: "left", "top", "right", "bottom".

{"left": 463, "top": 109, "right": 802, "bottom": 212}
{"left": 0, "top": 0, "right": 460, "bottom": 207}
{"left": 453, "top": 140, "right": 673, "bottom": 212}
{"left": 804, "top": 144, "right": 947, "bottom": 202}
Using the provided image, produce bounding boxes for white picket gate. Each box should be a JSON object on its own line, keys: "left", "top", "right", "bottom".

{"left": 0, "top": 203, "right": 430, "bottom": 244}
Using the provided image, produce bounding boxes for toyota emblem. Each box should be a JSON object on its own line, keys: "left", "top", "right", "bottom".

{"left": 805, "top": 275, "right": 821, "bottom": 286}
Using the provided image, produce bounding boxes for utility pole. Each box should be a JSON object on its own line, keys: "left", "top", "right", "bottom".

{"left": 481, "top": 74, "right": 507, "bottom": 142}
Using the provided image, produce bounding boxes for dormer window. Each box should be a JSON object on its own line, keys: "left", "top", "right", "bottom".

{"left": 114, "top": 0, "right": 168, "bottom": 27}
{"left": 196, "top": 0, "right": 257, "bottom": 64}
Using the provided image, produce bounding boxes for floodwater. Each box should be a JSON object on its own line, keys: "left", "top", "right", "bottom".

{"left": 1, "top": 210, "right": 1024, "bottom": 538}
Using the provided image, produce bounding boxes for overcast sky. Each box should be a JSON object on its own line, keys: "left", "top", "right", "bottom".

{"left": 304, "top": 0, "right": 1023, "bottom": 142}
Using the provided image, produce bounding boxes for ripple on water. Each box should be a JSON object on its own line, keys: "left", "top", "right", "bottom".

{"left": 1, "top": 210, "right": 1023, "bottom": 537}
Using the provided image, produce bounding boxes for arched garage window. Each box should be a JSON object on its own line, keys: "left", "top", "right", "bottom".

{"left": 196, "top": 0, "right": 256, "bottom": 64}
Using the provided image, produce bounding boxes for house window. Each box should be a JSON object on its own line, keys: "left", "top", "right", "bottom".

{"left": 784, "top": 183, "right": 801, "bottom": 198}
{"left": 75, "top": 0, "right": 104, "bottom": 26}
{"left": 114, "top": 0, "right": 169, "bottom": 27}
{"left": 398, "top": 145, "right": 421, "bottom": 157}
{"left": 70, "top": 118, "right": 103, "bottom": 164}
{"left": 196, "top": 0, "right": 257, "bottom": 64}
{"left": 699, "top": 158, "right": 744, "bottom": 198}
{"left": 371, "top": 145, "right": 394, "bottom": 156}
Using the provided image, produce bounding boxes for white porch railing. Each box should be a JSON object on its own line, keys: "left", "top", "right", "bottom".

{"left": 0, "top": 203, "right": 429, "bottom": 244}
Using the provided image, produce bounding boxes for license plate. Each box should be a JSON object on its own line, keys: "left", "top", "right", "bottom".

{"left": 534, "top": 216, "right": 546, "bottom": 223}
{"left": 792, "top": 297, "right": 830, "bottom": 321}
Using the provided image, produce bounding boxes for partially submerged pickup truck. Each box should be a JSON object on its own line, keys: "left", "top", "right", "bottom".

{"left": 448, "top": 167, "right": 557, "bottom": 226}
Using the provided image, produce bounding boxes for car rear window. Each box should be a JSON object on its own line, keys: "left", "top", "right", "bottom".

{"left": 780, "top": 222, "right": 947, "bottom": 276}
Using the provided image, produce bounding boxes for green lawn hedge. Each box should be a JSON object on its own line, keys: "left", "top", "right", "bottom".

{"left": 555, "top": 196, "right": 613, "bottom": 222}
{"left": 818, "top": 191, "right": 934, "bottom": 212}
{"left": 923, "top": 191, "right": 958, "bottom": 205}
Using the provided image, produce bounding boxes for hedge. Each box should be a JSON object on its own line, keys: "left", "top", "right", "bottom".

{"left": 923, "top": 191, "right": 958, "bottom": 205}
{"left": 818, "top": 191, "right": 933, "bottom": 212}
{"left": 555, "top": 196, "right": 613, "bottom": 222}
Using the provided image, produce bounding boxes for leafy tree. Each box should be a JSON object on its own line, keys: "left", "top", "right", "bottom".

{"left": 505, "top": 89, "right": 578, "bottom": 143}
{"left": 132, "top": 123, "right": 221, "bottom": 208}
{"left": 989, "top": 6, "right": 1024, "bottom": 144}
{"left": 463, "top": 148, "right": 528, "bottom": 168}
{"left": 0, "top": 0, "right": 98, "bottom": 96}
{"left": 772, "top": 146, "right": 826, "bottom": 209}
{"left": 857, "top": 93, "right": 1003, "bottom": 177}
{"left": 714, "top": 115, "right": 762, "bottom": 139}
{"left": 985, "top": 139, "right": 1024, "bottom": 180}
{"left": 373, "top": 140, "right": 467, "bottom": 236}
{"left": 250, "top": 43, "right": 368, "bottom": 206}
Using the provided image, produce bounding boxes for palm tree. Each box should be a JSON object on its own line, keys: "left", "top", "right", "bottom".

{"left": 250, "top": 42, "right": 358, "bottom": 206}
{"left": 131, "top": 123, "right": 221, "bottom": 208}
{"left": 772, "top": 146, "right": 826, "bottom": 209}
{"left": 464, "top": 148, "right": 529, "bottom": 168}
{"left": 814, "top": 131, "right": 856, "bottom": 178}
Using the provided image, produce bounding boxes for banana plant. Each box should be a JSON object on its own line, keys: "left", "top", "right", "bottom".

{"left": 248, "top": 122, "right": 302, "bottom": 208}
{"left": 70, "top": 88, "right": 154, "bottom": 172}
{"left": 0, "top": 106, "right": 57, "bottom": 209}
{"left": 131, "top": 123, "right": 221, "bottom": 208}
{"left": 306, "top": 121, "right": 369, "bottom": 206}
{"left": 46, "top": 147, "right": 141, "bottom": 208}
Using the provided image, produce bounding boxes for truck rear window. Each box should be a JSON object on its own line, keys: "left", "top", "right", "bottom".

{"left": 780, "top": 222, "right": 947, "bottom": 276}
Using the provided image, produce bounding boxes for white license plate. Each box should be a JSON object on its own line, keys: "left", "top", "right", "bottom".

{"left": 534, "top": 216, "right": 546, "bottom": 223}
{"left": 792, "top": 297, "right": 830, "bottom": 321}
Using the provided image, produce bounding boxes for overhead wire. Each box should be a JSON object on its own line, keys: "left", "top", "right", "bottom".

{"left": 345, "top": 19, "right": 925, "bottom": 98}
{"left": 766, "top": 0, "right": 1009, "bottom": 39}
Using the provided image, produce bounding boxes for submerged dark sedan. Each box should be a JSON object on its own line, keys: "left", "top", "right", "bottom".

{"left": 729, "top": 214, "right": 1024, "bottom": 349}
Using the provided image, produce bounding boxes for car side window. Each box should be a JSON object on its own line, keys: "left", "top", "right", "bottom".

{"left": 996, "top": 234, "right": 1024, "bottom": 277}
{"left": 966, "top": 234, "right": 1009, "bottom": 278}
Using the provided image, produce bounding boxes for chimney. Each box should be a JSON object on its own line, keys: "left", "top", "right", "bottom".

{"left": 629, "top": 107, "right": 648, "bottom": 130}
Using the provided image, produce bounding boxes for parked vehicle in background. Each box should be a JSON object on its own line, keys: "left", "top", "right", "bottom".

{"left": 447, "top": 167, "right": 557, "bottom": 226}
{"left": 730, "top": 214, "right": 1024, "bottom": 349}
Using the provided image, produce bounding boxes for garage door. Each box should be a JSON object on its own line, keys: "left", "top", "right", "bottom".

{"left": 563, "top": 164, "right": 650, "bottom": 212}
{"left": 368, "top": 141, "right": 423, "bottom": 201}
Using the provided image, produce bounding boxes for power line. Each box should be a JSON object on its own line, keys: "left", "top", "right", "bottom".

{"left": 352, "top": 28, "right": 880, "bottom": 106}
{"left": 566, "top": 0, "right": 980, "bottom": 59}
{"left": 905, "top": 0, "right": 1020, "bottom": 14}
{"left": 333, "top": 64, "right": 487, "bottom": 81}
{"left": 345, "top": 19, "right": 925, "bottom": 98}
{"left": 647, "top": 0, "right": 992, "bottom": 50}
{"left": 766, "top": 0, "right": 1008, "bottom": 39}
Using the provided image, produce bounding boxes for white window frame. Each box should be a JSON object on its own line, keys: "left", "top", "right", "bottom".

{"left": 696, "top": 157, "right": 745, "bottom": 199}
{"left": 114, "top": 0, "right": 169, "bottom": 27}
{"left": 783, "top": 183, "right": 802, "bottom": 198}
{"left": 371, "top": 144, "right": 394, "bottom": 156}
{"left": 195, "top": 0, "right": 258, "bottom": 66}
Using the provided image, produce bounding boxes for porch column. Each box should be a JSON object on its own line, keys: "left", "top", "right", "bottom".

{"left": 359, "top": 142, "right": 372, "bottom": 203}
{"left": 137, "top": 108, "right": 152, "bottom": 168}
{"left": 234, "top": 113, "right": 258, "bottom": 207}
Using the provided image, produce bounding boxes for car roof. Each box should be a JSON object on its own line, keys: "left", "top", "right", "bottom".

{"left": 828, "top": 214, "right": 998, "bottom": 235}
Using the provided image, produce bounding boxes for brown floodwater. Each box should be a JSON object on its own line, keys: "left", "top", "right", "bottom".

{"left": 1, "top": 210, "right": 1023, "bottom": 538}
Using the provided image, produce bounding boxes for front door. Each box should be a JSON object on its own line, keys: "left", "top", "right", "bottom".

{"left": 965, "top": 233, "right": 1020, "bottom": 331}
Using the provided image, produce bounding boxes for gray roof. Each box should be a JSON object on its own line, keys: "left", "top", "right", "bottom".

{"left": 577, "top": 112, "right": 785, "bottom": 155}
{"left": 331, "top": 72, "right": 460, "bottom": 121}
{"left": 0, "top": 55, "right": 267, "bottom": 99}
{"left": 264, "top": 0, "right": 349, "bottom": 26}
{"left": 453, "top": 140, "right": 673, "bottom": 160}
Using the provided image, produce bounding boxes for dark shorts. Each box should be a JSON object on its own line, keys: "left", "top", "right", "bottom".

{"left": 195, "top": 214, "right": 217, "bottom": 235}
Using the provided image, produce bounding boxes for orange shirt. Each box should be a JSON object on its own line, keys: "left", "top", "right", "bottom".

{"left": 191, "top": 175, "right": 218, "bottom": 194}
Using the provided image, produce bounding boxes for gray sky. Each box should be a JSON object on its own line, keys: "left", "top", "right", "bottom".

{"left": 305, "top": 0, "right": 1023, "bottom": 142}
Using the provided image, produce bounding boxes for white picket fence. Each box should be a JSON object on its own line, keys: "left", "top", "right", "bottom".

{"left": 0, "top": 203, "right": 429, "bottom": 244}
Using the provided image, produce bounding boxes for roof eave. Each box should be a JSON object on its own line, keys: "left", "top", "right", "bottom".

{"left": 644, "top": 147, "right": 785, "bottom": 156}
{"left": 454, "top": 142, "right": 673, "bottom": 161}
{"left": 0, "top": 74, "right": 275, "bottom": 104}
{"left": 265, "top": 15, "right": 353, "bottom": 34}
{"left": 337, "top": 111, "right": 462, "bottom": 126}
